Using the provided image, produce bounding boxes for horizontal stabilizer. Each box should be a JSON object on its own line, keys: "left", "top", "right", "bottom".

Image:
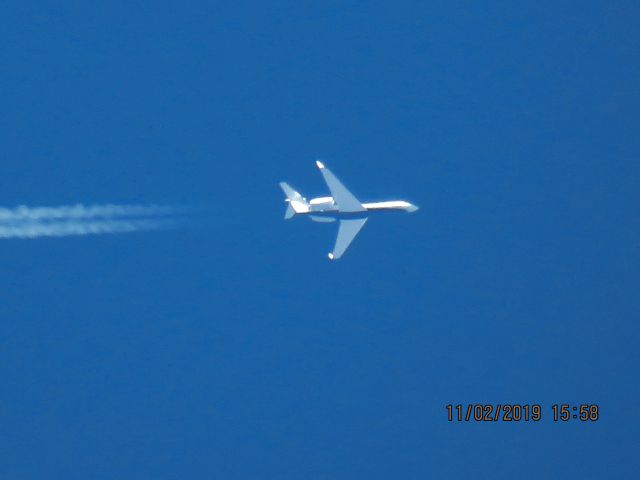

{"left": 279, "top": 182, "right": 309, "bottom": 214}
{"left": 279, "top": 182, "right": 302, "bottom": 201}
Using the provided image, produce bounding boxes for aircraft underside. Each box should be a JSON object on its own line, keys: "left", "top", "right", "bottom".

{"left": 280, "top": 161, "right": 418, "bottom": 260}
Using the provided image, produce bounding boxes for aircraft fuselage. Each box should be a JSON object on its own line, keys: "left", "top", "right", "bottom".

{"left": 279, "top": 162, "right": 418, "bottom": 259}
{"left": 303, "top": 197, "right": 418, "bottom": 220}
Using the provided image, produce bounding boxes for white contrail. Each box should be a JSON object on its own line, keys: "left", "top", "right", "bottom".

{"left": 0, "top": 219, "right": 181, "bottom": 239}
{"left": 0, "top": 204, "right": 189, "bottom": 239}
{"left": 0, "top": 204, "right": 183, "bottom": 221}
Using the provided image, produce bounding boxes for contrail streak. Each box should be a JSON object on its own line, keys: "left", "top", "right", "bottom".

{"left": 0, "top": 204, "right": 189, "bottom": 239}
{"left": 0, "top": 204, "right": 182, "bottom": 221}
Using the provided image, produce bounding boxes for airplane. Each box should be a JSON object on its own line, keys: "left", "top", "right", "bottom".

{"left": 280, "top": 161, "right": 418, "bottom": 260}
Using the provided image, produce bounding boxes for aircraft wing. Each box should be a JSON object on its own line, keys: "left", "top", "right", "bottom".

{"left": 316, "top": 161, "right": 365, "bottom": 212}
{"left": 329, "top": 218, "right": 368, "bottom": 260}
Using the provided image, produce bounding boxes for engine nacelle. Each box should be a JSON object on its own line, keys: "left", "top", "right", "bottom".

{"left": 309, "top": 196, "right": 335, "bottom": 211}
{"left": 310, "top": 215, "right": 336, "bottom": 223}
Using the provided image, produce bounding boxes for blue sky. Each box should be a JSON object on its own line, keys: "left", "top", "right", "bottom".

{"left": 1, "top": 1, "right": 639, "bottom": 478}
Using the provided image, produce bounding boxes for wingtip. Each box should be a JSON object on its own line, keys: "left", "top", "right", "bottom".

{"left": 316, "top": 160, "right": 325, "bottom": 169}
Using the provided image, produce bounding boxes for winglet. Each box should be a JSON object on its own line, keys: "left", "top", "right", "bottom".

{"left": 316, "top": 160, "right": 325, "bottom": 169}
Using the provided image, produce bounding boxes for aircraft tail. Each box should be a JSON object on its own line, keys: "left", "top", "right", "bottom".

{"left": 279, "top": 182, "right": 309, "bottom": 219}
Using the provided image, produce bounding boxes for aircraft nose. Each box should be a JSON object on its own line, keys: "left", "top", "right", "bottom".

{"left": 407, "top": 203, "right": 419, "bottom": 213}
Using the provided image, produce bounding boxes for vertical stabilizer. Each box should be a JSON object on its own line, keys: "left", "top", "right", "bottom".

{"left": 284, "top": 203, "right": 295, "bottom": 219}
{"left": 279, "top": 182, "right": 309, "bottom": 218}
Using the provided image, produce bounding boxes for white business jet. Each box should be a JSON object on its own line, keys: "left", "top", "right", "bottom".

{"left": 280, "top": 161, "right": 418, "bottom": 260}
